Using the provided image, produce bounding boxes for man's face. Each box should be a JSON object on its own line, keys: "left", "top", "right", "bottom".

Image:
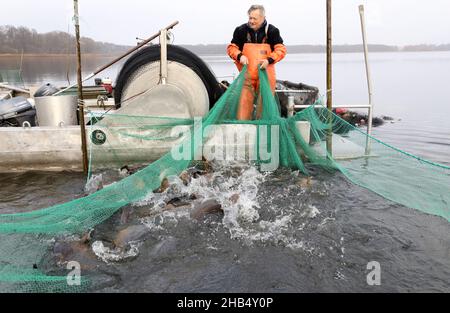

{"left": 248, "top": 9, "right": 265, "bottom": 31}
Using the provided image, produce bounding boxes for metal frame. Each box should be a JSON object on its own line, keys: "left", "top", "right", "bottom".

{"left": 159, "top": 29, "right": 168, "bottom": 85}
{"left": 277, "top": 89, "right": 373, "bottom": 137}
{"left": 294, "top": 104, "right": 372, "bottom": 138}
{"left": 275, "top": 89, "right": 318, "bottom": 118}
{"left": 276, "top": 88, "right": 373, "bottom": 157}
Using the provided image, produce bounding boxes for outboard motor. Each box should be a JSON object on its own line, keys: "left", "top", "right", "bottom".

{"left": 276, "top": 80, "right": 319, "bottom": 117}
{"left": 33, "top": 83, "right": 59, "bottom": 98}
{"left": 0, "top": 96, "right": 36, "bottom": 127}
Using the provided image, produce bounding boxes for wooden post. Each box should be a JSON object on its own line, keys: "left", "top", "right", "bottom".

{"left": 74, "top": 0, "right": 88, "bottom": 174}
{"left": 326, "top": 0, "right": 333, "bottom": 157}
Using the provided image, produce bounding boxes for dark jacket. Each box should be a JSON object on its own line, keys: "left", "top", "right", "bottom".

{"left": 227, "top": 20, "right": 286, "bottom": 65}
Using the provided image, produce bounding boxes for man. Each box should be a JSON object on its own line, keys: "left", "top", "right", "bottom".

{"left": 227, "top": 4, "right": 287, "bottom": 120}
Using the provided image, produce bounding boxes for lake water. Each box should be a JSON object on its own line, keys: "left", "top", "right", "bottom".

{"left": 2, "top": 51, "right": 449, "bottom": 165}
{"left": 204, "top": 52, "right": 450, "bottom": 166}
{"left": 0, "top": 51, "right": 449, "bottom": 293}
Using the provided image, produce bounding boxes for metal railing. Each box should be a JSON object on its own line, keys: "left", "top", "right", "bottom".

{"left": 276, "top": 89, "right": 373, "bottom": 156}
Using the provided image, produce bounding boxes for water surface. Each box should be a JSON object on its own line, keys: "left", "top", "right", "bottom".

{"left": 0, "top": 52, "right": 448, "bottom": 292}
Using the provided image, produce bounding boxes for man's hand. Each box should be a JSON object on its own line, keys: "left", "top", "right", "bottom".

{"left": 259, "top": 59, "right": 269, "bottom": 70}
{"left": 240, "top": 55, "right": 248, "bottom": 65}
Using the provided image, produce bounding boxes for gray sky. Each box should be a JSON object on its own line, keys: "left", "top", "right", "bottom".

{"left": 1, "top": 0, "right": 450, "bottom": 46}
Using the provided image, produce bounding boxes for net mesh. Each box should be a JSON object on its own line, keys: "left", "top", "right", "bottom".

{"left": 0, "top": 66, "right": 448, "bottom": 292}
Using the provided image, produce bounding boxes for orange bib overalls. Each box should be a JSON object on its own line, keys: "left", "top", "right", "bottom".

{"left": 235, "top": 43, "right": 277, "bottom": 120}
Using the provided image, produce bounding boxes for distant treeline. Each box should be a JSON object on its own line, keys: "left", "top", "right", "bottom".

{"left": 0, "top": 25, "right": 130, "bottom": 54}
{"left": 182, "top": 43, "right": 450, "bottom": 55}
{"left": 1, "top": 26, "right": 450, "bottom": 55}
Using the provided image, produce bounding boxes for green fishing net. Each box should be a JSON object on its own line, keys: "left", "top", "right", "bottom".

{"left": 0, "top": 66, "right": 448, "bottom": 292}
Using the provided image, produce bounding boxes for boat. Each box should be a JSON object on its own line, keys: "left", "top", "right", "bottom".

{"left": 0, "top": 41, "right": 318, "bottom": 172}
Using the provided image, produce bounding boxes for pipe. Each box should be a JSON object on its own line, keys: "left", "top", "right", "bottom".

{"left": 287, "top": 96, "right": 295, "bottom": 117}
{"left": 160, "top": 29, "right": 168, "bottom": 85}
{"left": 275, "top": 90, "right": 316, "bottom": 94}
{"left": 0, "top": 83, "right": 30, "bottom": 94}
{"left": 359, "top": 5, "right": 374, "bottom": 154}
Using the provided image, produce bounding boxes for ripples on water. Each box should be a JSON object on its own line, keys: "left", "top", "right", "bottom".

{"left": 0, "top": 162, "right": 448, "bottom": 292}
{"left": 372, "top": 120, "right": 450, "bottom": 166}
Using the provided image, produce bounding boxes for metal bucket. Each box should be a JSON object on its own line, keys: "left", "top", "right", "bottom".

{"left": 35, "top": 95, "right": 78, "bottom": 126}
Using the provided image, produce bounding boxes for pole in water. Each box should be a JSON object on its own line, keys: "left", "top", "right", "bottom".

{"left": 359, "top": 5, "right": 374, "bottom": 154}
{"left": 73, "top": 0, "right": 88, "bottom": 174}
{"left": 326, "top": 0, "right": 333, "bottom": 158}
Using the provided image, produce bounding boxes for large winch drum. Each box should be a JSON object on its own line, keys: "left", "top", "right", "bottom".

{"left": 113, "top": 45, "right": 224, "bottom": 118}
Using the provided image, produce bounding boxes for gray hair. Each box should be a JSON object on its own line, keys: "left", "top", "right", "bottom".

{"left": 248, "top": 4, "right": 265, "bottom": 17}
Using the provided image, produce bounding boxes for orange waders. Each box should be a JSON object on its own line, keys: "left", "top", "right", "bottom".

{"left": 235, "top": 43, "right": 277, "bottom": 120}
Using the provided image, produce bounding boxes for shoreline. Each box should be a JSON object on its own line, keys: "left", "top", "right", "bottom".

{"left": 1, "top": 50, "right": 450, "bottom": 58}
